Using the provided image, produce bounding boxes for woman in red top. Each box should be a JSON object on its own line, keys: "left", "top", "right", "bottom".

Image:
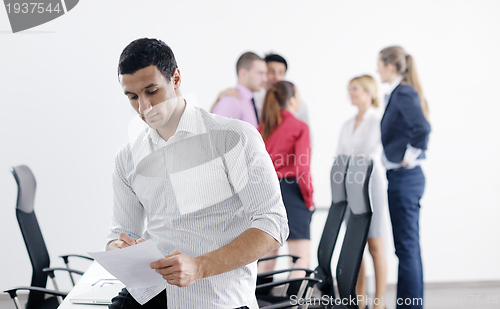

{"left": 257, "top": 80, "right": 314, "bottom": 286}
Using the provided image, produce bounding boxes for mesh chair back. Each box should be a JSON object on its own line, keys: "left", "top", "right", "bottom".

{"left": 315, "top": 154, "right": 350, "bottom": 298}
{"left": 11, "top": 165, "right": 51, "bottom": 309}
{"left": 336, "top": 156, "right": 373, "bottom": 309}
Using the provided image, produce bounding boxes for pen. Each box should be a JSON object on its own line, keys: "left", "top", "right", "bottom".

{"left": 128, "top": 233, "right": 136, "bottom": 245}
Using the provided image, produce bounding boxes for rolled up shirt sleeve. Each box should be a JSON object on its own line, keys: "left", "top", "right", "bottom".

{"left": 223, "top": 120, "right": 289, "bottom": 246}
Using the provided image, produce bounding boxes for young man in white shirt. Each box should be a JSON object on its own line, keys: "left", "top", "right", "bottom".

{"left": 107, "top": 38, "right": 289, "bottom": 309}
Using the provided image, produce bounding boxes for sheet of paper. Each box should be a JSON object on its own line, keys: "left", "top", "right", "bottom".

{"left": 88, "top": 240, "right": 166, "bottom": 289}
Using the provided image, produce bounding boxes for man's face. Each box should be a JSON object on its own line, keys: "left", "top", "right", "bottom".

{"left": 120, "top": 65, "right": 180, "bottom": 130}
{"left": 266, "top": 61, "right": 286, "bottom": 90}
{"left": 245, "top": 60, "right": 268, "bottom": 92}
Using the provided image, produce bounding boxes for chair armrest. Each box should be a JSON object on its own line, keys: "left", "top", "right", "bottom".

{"left": 256, "top": 277, "right": 322, "bottom": 291}
{"left": 42, "top": 267, "right": 84, "bottom": 277}
{"left": 257, "top": 278, "right": 323, "bottom": 309}
{"left": 4, "top": 286, "right": 67, "bottom": 299}
{"left": 59, "top": 254, "right": 94, "bottom": 265}
{"left": 258, "top": 254, "right": 301, "bottom": 264}
{"left": 258, "top": 268, "right": 316, "bottom": 279}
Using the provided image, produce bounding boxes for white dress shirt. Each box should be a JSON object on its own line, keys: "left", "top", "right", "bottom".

{"left": 381, "top": 76, "right": 422, "bottom": 170}
{"left": 108, "top": 102, "right": 289, "bottom": 308}
{"left": 336, "top": 106, "right": 386, "bottom": 238}
{"left": 336, "top": 107, "right": 382, "bottom": 162}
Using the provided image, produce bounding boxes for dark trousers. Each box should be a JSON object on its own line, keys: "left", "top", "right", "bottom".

{"left": 109, "top": 288, "right": 167, "bottom": 309}
{"left": 108, "top": 288, "right": 249, "bottom": 309}
{"left": 387, "top": 166, "right": 425, "bottom": 309}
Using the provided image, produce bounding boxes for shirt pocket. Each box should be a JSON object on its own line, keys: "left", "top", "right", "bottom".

{"left": 169, "top": 157, "right": 234, "bottom": 215}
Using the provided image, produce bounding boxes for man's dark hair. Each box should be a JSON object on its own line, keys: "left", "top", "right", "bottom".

{"left": 264, "top": 53, "right": 288, "bottom": 71}
{"left": 236, "top": 52, "right": 262, "bottom": 75}
{"left": 118, "top": 38, "right": 178, "bottom": 81}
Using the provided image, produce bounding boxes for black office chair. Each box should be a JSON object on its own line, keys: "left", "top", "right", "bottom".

{"left": 333, "top": 155, "right": 373, "bottom": 309}
{"left": 300, "top": 155, "right": 372, "bottom": 309}
{"left": 258, "top": 277, "right": 323, "bottom": 309}
{"left": 256, "top": 155, "right": 351, "bottom": 308}
{"left": 314, "top": 154, "right": 351, "bottom": 300}
{"left": 4, "top": 165, "right": 93, "bottom": 309}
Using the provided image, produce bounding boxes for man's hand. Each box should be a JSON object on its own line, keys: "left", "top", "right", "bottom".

{"left": 218, "top": 87, "right": 240, "bottom": 100}
{"left": 107, "top": 232, "right": 145, "bottom": 250}
{"left": 211, "top": 88, "right": 240, "bottom": 112}
{"left": 150, "top": 250, "right": 202, "bottom": 287}
{"left": 149, "top": 229, "right": 279, "bottom": 287}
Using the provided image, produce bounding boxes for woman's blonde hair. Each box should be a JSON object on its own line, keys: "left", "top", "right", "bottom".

{"left": 380, "top": 46, "right": 429, "bottom": 120}
{"left": 349, "top": 75, "right": 379, "bottom": 107}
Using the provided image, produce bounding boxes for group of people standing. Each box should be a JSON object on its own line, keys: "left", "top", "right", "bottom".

{"left": 211, "top": 53, "right": 313, "bottom": 288}
{"left": 211, "top": 46, "right": 431, "bottom": 309}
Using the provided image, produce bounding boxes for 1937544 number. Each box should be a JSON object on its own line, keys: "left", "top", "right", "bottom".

{"left": 6, "top": 2, "right": 61, "bottom": 14}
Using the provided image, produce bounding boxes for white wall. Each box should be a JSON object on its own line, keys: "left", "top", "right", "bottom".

{"left": 1, "top": 0, "right": 499, "bottom": 292}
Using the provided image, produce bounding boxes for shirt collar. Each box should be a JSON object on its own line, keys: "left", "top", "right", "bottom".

{"left": 387, "top": 75, "right": 404, "bottom": 95}
{"left": 143, "top": 100, "right": 206, "bottom": 145}
{"left": 236, "top": 83, "right": 254, "bottom": 101}
{"left": 281, "top": 109, "right": 294, "bottom": 118}
{"left": 361, "top": 106, "right": 375, "bottom": 120}
{"left": 146, "top": 127, "right": 165, "bottom": 145}
{"left": 175, "top": 100, "right": 206, "bottom": 135}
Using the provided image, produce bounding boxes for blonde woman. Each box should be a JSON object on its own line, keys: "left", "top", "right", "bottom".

{"left": 337, "top": 75, "right": 387, "bottom": 309}
{"left": 377, "top": 46, "right": 431, "bottom": 309}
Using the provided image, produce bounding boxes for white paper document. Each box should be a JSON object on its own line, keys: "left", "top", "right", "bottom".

{"left": 88, "top": 240, "right": 166, "bottom": 289}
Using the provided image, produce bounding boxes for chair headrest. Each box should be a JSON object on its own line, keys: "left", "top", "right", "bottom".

{"left": 330, "top": 154, "right": 350, "bottom": 204}
{"left": 345, "top": 156, "right": 373, "bottom": 215}
{"left": 11, "top": 165, "right": 36, "bottom": 214}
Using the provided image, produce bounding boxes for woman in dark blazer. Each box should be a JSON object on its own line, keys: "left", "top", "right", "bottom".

{"left": 377, "top": 46, "right": 431, "bottom": 309}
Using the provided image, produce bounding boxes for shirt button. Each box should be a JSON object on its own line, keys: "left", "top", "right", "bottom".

{"left": 169, "top": 199, "right": 173, "bottom": 204}
{"left": 166, "top": 174, "right": 170, "bottom": 178}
